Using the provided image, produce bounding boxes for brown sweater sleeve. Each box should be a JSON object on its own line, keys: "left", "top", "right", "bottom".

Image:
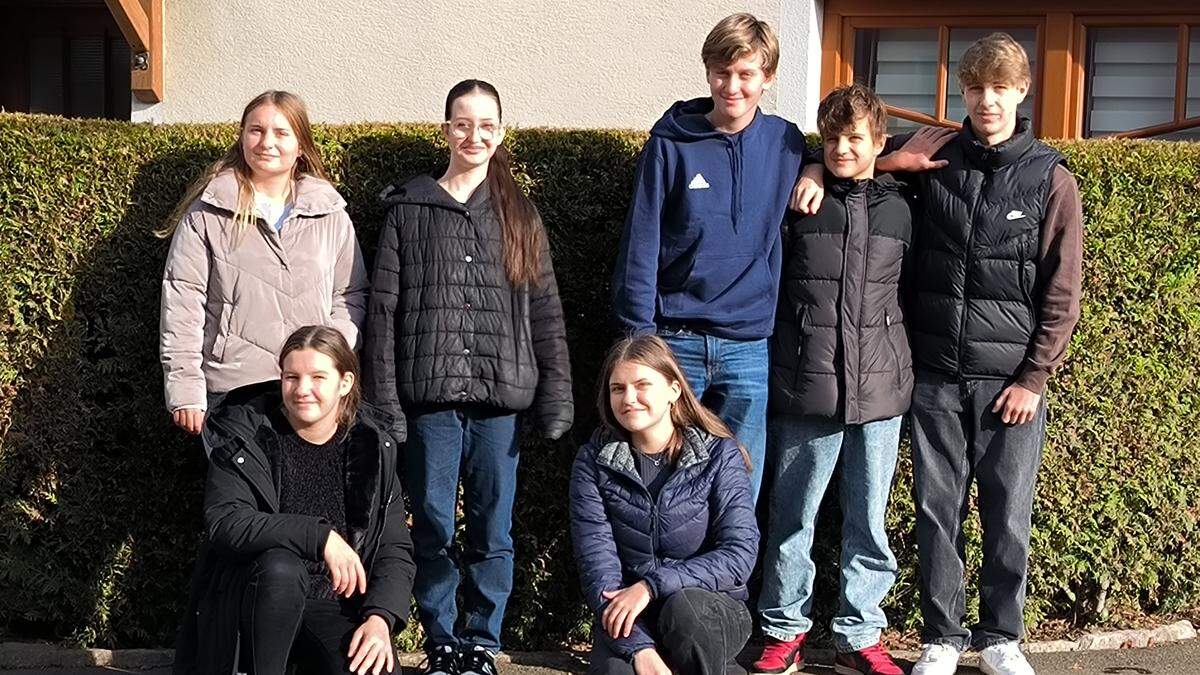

{"left": 1014, "top": 164, "right": 1083, "bottom": 393}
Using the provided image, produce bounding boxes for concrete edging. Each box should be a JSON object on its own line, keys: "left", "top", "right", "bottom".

{"left": 0, "top": 621, "right": 1194, "bottom": 670}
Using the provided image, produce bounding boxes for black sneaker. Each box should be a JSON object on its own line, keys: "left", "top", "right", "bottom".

{"left": 458, "top": 645, "right": 498, "bottom": 675}
{"left": 422, "top": 644, "right": 458, "bottom": 675}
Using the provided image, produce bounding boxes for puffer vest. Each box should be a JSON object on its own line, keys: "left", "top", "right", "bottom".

{"left": 770, "top": 174, "right": 915, "bottom": 424}
{"left": 909, "top": 119, "right": 1065, "bottom": 378}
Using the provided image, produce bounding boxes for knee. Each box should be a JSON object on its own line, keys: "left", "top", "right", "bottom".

{"left": 250, "top": 549, "right": 307, "bottom": 590}
{"left": 656, "top": 588, "right": 708, "bottom": 640}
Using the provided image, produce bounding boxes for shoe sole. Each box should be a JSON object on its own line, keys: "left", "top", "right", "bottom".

{"left": 751, "top": 661, "right": 804, "bottom": 675}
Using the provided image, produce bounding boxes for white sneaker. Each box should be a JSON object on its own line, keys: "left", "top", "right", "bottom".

{"left": 979, "top": 642, "right": 1036, "bottom": 675}
{"left": 910, "top": 643, "right": 962, "bottom": 675}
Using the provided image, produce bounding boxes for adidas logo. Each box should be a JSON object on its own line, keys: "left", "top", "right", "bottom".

{"left": 1006, "top": 210, "right": 1027, "bottom": 221}
{"left": 688, "top": 173, "right": 710, "bottom": 190}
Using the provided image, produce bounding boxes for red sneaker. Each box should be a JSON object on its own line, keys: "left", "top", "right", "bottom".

{"left": 834, "top": 643, "right": 903, "bottom": 675}
{"left": 751, "top": 634, "right": 806, "bottom": 675}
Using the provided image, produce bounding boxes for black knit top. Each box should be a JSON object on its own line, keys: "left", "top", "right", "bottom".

{"left": 278, "top": 431, "right": 347, "bottom": 600}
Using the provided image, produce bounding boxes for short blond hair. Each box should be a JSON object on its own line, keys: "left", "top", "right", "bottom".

{"left": 957, "top": 32, "right": 1032, "bottom": 89}
{"left": 702, "top": 13, "right": 780, "bottom": 76}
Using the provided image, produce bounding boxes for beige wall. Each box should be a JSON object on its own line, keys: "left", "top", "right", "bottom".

{"left": 133, "top": 0, "right": 823, "bottom": 130}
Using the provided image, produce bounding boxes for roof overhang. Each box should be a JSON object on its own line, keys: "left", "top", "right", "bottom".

{"left": 104, "top": 0, "right": 162, "bottom": 103}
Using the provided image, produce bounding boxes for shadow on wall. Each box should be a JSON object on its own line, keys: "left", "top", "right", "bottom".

{"left": 0, "top": 124, "right": 638, "bottom": 649}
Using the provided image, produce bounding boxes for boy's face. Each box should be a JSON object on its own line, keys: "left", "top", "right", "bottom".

{"left": 823, "top": 115, "right": 885, "bottom": 181}
{"left": 962, "top": 79, "right": 1028, "bottom": 145}
{"left": 706, "top": 52, "right": 774, "bottom": 128}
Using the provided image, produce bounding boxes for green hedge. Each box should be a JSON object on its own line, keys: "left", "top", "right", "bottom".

{"left": 0, "top": 113, "right": 1197, "bottom": 649}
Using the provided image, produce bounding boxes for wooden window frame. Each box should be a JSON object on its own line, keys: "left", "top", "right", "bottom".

{"left": 823, "top": 1, "right": 1200, "bottom": 139}
{"left": 1077, "top": 18, "right": 1200, "bottom": 138}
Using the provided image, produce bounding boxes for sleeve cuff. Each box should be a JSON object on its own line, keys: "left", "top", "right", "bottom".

{"left": 364, "top": 609, "right": 398, "bottom": 632}
{"left": 1014, "top": 365, "right": 1050, "bottom": 394}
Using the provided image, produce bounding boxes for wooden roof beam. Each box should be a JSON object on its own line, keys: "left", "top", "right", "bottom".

{"left": 104, "top": 0, "right": 162, "bottom": 103}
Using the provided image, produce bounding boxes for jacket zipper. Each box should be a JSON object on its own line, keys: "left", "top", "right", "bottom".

{"left": 957, "top": 170, "right": 992, "bottom": 377}
{"left": 885, "top": 310, "right": 902, "bottom": 390}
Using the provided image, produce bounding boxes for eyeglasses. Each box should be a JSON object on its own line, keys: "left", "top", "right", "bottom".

{"left": 445, "top": 119, "right": 502, "bottom": 141}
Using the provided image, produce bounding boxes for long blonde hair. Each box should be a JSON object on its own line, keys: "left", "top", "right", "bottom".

{"left": 597, "top": 335, "right": 748, "bottom": 466}
{"left": 157, "top": 90, "right": 329, "bottom": 240}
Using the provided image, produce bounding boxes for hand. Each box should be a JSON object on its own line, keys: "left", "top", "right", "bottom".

{"left": 347, "top": 614, "right": 394, "bottom": 675}
{"left": 323, "top": 530, "right": 367, "bottom": 597}
{"left": 632, "top": 648, "right": 672, "bottom": 675}
{"left": 878, "top": 126, "right": 957, "bottom": 173}
{"left": 992, "top": 384, "right": 1042, "bottom": 425}
{"left": 789, "top": 163, "right": 825, "bottom": 214}
{"left": 600, "top": 580, "right": 652, "bottom": 639}
{"left": 172, "top": 408, "right": 205, "bottom": 435}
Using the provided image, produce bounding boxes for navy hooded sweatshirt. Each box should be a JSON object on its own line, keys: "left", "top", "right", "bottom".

{"left": 611, "top": 97, "right": 808, "bottom": 340}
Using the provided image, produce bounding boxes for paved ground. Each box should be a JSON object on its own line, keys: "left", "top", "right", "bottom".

{"left": 2, "top": 639, "right": 1199, "bottom": 674}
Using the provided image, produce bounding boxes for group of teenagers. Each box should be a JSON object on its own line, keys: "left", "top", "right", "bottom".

{"left": 159, "top": 12, "right": 1082, "bottom": 675}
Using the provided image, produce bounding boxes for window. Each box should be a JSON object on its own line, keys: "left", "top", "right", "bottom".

{"left": 822, "top": 2, "right": 1200, "bottom": 140}
{"left": 1084, "top": 24, "right": 1200, "bottom": 139}
{"left": 853, "top": 25, "right": 1038, "bottom": 134}
{"left": 0, "top": 4, "right": 131, "bottom": 120}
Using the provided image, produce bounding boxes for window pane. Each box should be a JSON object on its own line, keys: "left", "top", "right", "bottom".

{"left": 1085, "top": 27, "right": 1178, "bottom": 137}
{"left": 945, "top": 28, "right": 1038, "bottom": 125}
{"left": 68, "top": 37, "right": 106, "bottom": 119}
{"left": 854, "top": 28, "right": 939, "bottom": 133}
{"left": 29, "top": 36, "right": 64, "bottom": 115}
{"left": 1188, "top": 28, "right": 1199, "bottom": 119}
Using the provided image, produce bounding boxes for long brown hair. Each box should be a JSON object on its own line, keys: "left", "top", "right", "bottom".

{"left": 157, "top": 90, "right": 330, "bottom": 240}
{"left": 597, "top": 335, "right": 748, "bottom": 466}
{"left": 278, "top": 325, "right": 361, "bottom": 430}
{"left": 444, "top": 79, "right": 545, "bottom": 287}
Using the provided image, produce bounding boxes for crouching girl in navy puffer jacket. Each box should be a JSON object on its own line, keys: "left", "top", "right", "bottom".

{"left": 570, "top": 335, "right": 759, "bottom": 675}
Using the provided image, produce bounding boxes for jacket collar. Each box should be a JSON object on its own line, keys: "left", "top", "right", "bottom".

{"left": 199, "top": 170, "right": 347, "bottom": 218}
{"left": 825, "top": 172, "right": 902, "bottom": 198}
{"left": 591, "top": 425, "right": 717, "bottom": 474}
{"left": 958, "top": 116, "right": 1036, "bottom": 170}
{"left": 378, "top": 173, "right": 491, "bottom": 213}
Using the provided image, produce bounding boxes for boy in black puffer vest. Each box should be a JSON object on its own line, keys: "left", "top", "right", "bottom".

{"left": 752, "top": 84, "right": 910, "bottom": 675}
{"left": 875, "top": 34, "right": 1083, "bottom": 675}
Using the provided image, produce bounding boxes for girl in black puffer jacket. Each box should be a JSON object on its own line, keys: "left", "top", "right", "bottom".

{"left": 362, "top": 79, "right": 572, "bottom": 675}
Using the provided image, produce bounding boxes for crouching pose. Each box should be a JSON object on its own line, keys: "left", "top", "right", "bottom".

{"left": 570, "top": 335, "right": 759, "bottom": 675}
{"left": 174, "top": 326, "right": 414, "bottom": 675}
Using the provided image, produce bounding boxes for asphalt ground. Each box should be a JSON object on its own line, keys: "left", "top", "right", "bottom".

{"left": 3, "top": 639, "right": 1198, "bottom": 674}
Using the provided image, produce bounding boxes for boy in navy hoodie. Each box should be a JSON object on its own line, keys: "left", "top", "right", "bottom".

{"left": 611, "top": 13, "right": 818, "bottom": 500}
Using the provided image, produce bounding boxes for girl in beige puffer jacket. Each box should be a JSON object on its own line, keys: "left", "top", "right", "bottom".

{"left": 159, "top": 90, "right": 368, "bottom": 438}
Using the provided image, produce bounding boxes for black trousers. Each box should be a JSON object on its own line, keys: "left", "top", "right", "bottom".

{"left": 587, "top": 588, "right": 752, "bottom": 675}
{"left": 909, "top": 370, "right": 1047, "bottom": 650}
{"left": 240, "top": 549, "right": 392, "bottom": 675}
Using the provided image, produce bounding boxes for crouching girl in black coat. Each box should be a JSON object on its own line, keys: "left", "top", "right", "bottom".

{"left": 174, "top": 325, "right": 414, "bottom": 675}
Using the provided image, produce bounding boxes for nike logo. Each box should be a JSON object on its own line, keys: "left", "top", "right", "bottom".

{"left": 1006, "top": 210, "right": 1027, "bottom": 221}
{"left": 688, "top": 173, "right": 710, "bottom": 190}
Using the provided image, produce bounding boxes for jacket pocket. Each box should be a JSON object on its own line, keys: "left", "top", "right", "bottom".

{"left": 791, "top": 305, "right": 810, "bottom": 390}
{"left": 885, "top": 310, "right": 903, "bottom": 391}
{"left": 211, "top": 303, "right": 233, "bottom": 361}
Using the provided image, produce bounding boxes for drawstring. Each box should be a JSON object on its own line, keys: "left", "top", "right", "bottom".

{"left": 727, "top": 138, "right": 741, "bottom": 233}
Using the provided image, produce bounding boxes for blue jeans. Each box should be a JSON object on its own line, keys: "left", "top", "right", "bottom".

{"left": 660, "top": 331, "right": 768, "bottom": 502}
{"left": 404, "top": 405, "right": 520, "bottom": 652}
{"left": 758, "top": 415, "right": 901, "bottom": 652}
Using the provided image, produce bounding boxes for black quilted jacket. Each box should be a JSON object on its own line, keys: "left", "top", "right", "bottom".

{"left": 362, "top": 175, "right": 573, "bottom": 440}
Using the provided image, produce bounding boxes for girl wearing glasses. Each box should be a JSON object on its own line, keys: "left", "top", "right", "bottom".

{"left": 363, "top": 79, "right": 573, "bottom": 675}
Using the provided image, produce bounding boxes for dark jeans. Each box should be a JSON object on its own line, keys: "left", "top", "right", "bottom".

{"left": 587, "top": 588, "right": 752, "bottom": 675}
{"left": 240, "top": 549, "right": 388, "bottom": 675}
{"left": 909, "top": 370, "right": 1047, "bottom": 650}
{"left": 404, "top": 405, "right": 520, "bottom": 652}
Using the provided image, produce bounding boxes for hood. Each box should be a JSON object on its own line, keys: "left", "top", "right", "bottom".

{"left": 825, "top": 171, "right": 905, "bottom": 199}
{"left": 199, "top": 170, "right": 347, "bottom": 217}
{"left": 649, "top": 97, "right": 763, "bottom": 142}
{"left": 202, "top": 380, "right": 400, "bottom": 453}
{"left": 378, "top": 173, "right": 491, "bottom": 213}
{"left": 588, "top": 425, "right": 719, "bottom": 475}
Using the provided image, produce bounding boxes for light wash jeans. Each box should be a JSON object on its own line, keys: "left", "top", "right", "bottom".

{"left": 758, "top": 414, "right": 901, "bottom": 652}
